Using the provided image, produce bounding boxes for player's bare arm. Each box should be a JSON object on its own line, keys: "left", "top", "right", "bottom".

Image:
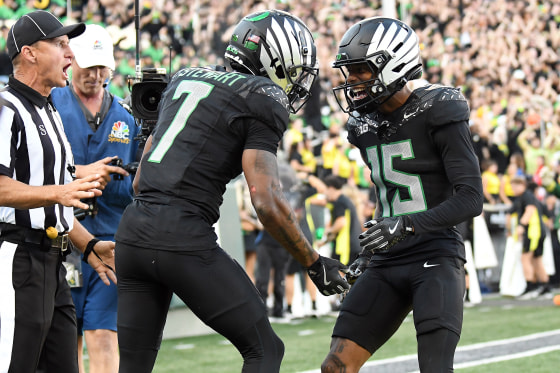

{"left": 242, "top": 148, "right": 319, "bottom": 267}
{"left": 0, "top": 174, "right": 102, "bottom": 210}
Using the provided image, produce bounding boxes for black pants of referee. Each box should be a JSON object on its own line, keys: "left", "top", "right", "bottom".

{"left": 254, "top": 241, "right": 290, "bottom": 317}
{"left": 116, "top": 243, "right": 285, "bottom": 373}
{"left": 0, "top": 240, "right": 78, "bottom": 373}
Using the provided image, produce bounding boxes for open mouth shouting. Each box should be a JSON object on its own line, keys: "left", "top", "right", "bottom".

{"left": 63, "top": 63, "right": 71, "bottom": 80}
{"left": 350, "top": 87, "right": 369, "bottom": 101}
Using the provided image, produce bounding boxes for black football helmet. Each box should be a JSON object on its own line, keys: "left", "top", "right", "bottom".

{"left": 332, "top": 17, "right": 422, "bottom": 114}
{"left": 225, "top": 9, "right": 318, "bottom": 113}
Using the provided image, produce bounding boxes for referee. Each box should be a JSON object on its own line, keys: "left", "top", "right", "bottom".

{"left": 0, "top": 11, "right": 117, "bottom": 373}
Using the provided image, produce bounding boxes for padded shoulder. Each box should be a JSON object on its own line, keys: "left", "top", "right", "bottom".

{"left": 244, "top": 76, "right": 290, "bottom": 113}
{"left": 234, "top": 76, "right": 290, "bottom": 135}
{"left": 414, "top": 84, "right": 470, "bottom": 127}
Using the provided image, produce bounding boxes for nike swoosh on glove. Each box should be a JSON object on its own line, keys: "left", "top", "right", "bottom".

{"left": 307, "top": 256, "right": 349, "bottom": 296}
{"left": 359, "top": 216, "right": 414, "bottom": 253}
{"left": 346, "top": 250, "right": 373, "bottom": 285}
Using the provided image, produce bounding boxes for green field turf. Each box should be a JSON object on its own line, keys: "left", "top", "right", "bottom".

{"left": 139, "top": 295, "right": 560, "bottom": 373}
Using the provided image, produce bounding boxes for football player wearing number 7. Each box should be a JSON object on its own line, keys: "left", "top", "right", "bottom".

{"left": 320, "top": 17, "right": 483, "bottom": 372}
{"left": 113, "top": 10, "right": 348, "bottom": 373}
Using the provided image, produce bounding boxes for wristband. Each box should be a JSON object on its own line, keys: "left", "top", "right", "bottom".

{"left": 83, "top": 238, "right": 100, "bottom": 264}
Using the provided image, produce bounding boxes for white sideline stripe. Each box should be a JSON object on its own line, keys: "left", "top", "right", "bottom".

{"left": 407, "top": 345, "right": 560, "bottom": 372}
{"left": 451, "top": 345, "right": 560, "bottom": 370}
{"left": 297, "top": 329, "right": 560, "bottom": 373}
{"left": 455, "top": 329, "right": 560, "bottom": 351}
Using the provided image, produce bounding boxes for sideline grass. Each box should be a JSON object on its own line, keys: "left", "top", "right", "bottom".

{"left": 148, "top": 301, "right": 560, "bottom": 372}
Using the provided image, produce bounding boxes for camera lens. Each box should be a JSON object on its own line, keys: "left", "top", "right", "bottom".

{"left": 131, "top": 81, "right": 167, "bottom": 121}
{"left": 140, "top": 88, "right": 162, "bottom": 112}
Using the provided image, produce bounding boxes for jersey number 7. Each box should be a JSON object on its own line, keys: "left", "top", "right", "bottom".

{"left": 148, "top": 80, "right": 214, "bottom": 163}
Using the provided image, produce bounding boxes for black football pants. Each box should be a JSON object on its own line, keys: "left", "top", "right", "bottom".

{"left": 116, "top": 243, "right": 284, "bottom": 373}
{"left": 0, "top": 241, "right": 78, "bottom": 373}
{"left": 333, "top": 256, "right": 465, "bottom": 372}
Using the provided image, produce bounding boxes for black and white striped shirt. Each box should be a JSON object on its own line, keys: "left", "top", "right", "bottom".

{"left": 0, "top": 76, "right": 75, "bottom": 232}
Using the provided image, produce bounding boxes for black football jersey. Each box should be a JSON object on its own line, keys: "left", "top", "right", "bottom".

{"left": 116, "top": 66, "right": 290, "bottom": 250}
{"left": 347, "top": 84, "right": 483, "bottom": 264}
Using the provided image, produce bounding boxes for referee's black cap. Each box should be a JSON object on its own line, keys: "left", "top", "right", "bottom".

{"left": 7, "top": 10, "right": 85, "bottom": 61}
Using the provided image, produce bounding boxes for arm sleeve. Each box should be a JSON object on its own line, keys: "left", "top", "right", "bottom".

{"left": 409, "top": 120, "right": 484, "bottom": 234}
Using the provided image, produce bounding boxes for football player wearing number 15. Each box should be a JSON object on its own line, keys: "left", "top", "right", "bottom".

{"left": 320, "top": 17, "right": 484, "bottom": 373}
{"left": 114, "top": 9, "right": 348, "bottom": 373}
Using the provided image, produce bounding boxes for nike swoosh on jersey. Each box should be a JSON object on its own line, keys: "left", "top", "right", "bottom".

{"left": 423, "top": 261, "right": 440, "bottom": 268}
{"left": 403, "top": 108, "right": 418, "bottom": 119}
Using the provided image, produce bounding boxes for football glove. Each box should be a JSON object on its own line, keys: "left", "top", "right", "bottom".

{"left": 307, "top": 255, "right": 349, "bottom": 296}
{"left": 346, "top": 250, "right": 373, "bottom": 285}
{"left": 360, "top": 216, "right": 414, "bottom": 253}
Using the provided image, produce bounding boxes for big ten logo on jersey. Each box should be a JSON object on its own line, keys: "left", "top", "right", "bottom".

{"left": 349, "top": 114, "right": 381, "bottom": 138}
{"left": 108, "top": 121, "right": 130, "bottom": 144}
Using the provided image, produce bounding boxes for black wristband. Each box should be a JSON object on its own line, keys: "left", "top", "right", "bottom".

{"left": 83, "top": 238, "right": 100, "bottom": 264}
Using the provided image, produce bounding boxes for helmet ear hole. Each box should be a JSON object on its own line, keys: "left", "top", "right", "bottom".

{"left": 275, "top": 66, "right": 285, "bottom": 79}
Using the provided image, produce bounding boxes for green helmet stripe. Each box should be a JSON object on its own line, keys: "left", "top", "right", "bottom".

{"left": 247, "top": 12, "right": 269, "bottom": 22}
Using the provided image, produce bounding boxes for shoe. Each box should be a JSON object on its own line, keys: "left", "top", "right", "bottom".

{"left": 538, "top": 286, "right": 554, "bottom": 299}
{"left": 517, "top": 288, "right": 540, "bottom": 300}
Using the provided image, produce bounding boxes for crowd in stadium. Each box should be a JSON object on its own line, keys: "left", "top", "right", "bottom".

{"left": 1, "top": 0, "right": 560, "bottom": 289}
{"left": 2, "top": 0, "right": 559, "bottom": 161}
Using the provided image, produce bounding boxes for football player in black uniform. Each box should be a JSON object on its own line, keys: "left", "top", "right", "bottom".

{"left": 114, "top": 10, "right": 348, "bottom": 373}
{"left": 320, "top": 17, "right": 484, "bottom": 372}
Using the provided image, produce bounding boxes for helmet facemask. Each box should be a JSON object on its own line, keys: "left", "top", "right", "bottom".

{"left": 332, "top": 50, "right": 396, "bottom": 114}
{"left": 285, "top": 61, "right": 318, "bottom": 113}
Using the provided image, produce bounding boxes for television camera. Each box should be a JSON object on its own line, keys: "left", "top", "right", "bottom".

{"left": 127, "top": 67, "right": 169, "bottom": 145}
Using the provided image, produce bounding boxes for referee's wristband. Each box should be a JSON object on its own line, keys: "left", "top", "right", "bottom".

{"left": 83, "top": 238, "right": 100, "bottom": 264}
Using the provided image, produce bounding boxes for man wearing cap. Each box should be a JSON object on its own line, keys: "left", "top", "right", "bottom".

{"left": 0, "top": 10, "right": 117, "bottom": 373}
{"left": 52, "top": 23, "right": 139, "bottom": 373}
